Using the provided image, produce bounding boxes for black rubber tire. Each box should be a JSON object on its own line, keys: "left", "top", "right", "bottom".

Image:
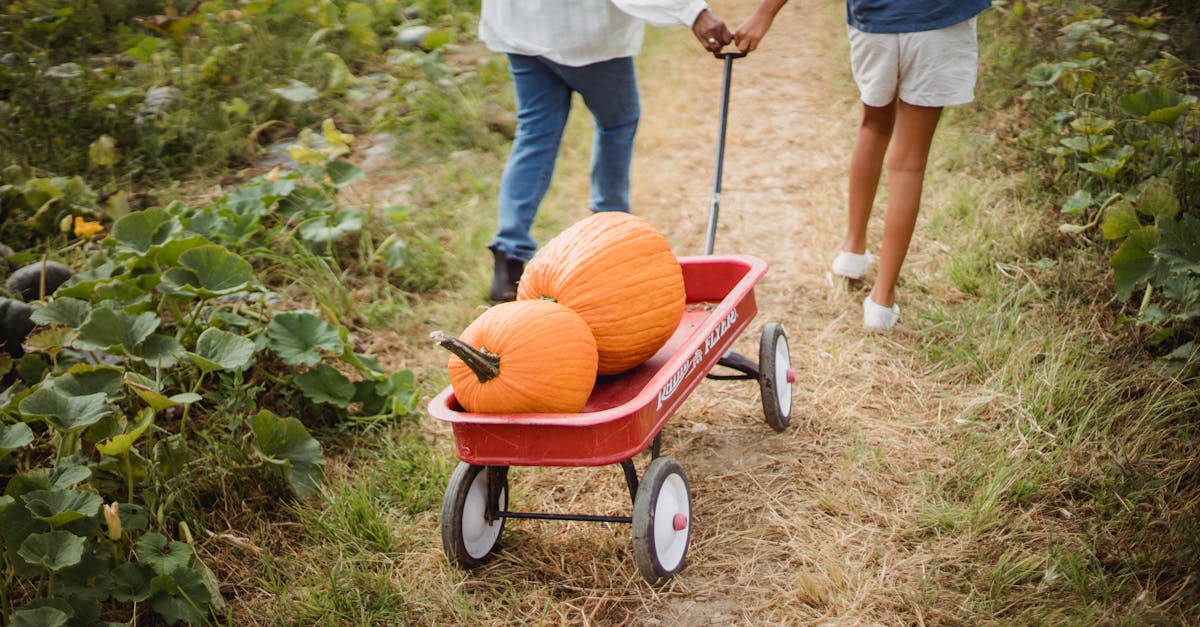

{"left": 441, "top": 462, "right": 507, "bottom": 569}
{"left": 632, "top": 457, "right": 691, "bottom": 585}
{"left": 759, "top": 323, "right": 792, "bottom": 432}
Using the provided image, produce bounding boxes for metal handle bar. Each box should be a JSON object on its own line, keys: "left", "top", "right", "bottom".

{"left": 703, "top": 51, "right": 742, "bottom": 255}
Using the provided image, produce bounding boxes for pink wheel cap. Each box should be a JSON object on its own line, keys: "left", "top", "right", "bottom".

{"left": 786, "top": 368, "right": 796, "bottom": 383}
{"left": 673, "top": 513, "right": 688, "bottom": 531}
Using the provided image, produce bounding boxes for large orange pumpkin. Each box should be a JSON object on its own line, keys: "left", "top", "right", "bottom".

{"left": 433, "top": 299, "right": 598, "bottom": 414}
{"left": 517, "top": 212, "right": 685, "bottom": 375}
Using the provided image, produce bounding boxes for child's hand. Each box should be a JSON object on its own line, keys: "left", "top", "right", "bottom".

{"left": 692, "top": 8, "right": 734, "bottom": 53}
{"left": 734, "top": 13, "right": 774, "bottom": 52}
{"left": 734, "top": 0, "right": 787, "bottom": 53}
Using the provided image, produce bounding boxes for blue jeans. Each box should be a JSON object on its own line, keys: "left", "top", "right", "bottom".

{"left": 491, "top": 54, "right": 640, "bottom": 262}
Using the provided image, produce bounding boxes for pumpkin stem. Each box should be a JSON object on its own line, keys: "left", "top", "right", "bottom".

{"left": 431, "top": 331, "right": 500, "bottom": 383}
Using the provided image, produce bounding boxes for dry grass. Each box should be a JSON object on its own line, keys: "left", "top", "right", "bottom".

{"left": 207, "top": 0, "right": 1200, "bottom": 624}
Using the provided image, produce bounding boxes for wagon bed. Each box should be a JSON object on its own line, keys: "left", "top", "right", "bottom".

{"left": 428, "top": 254, "right": 769, "bottom": 466}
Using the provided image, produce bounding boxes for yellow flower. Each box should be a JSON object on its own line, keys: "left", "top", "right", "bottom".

{"left": 73, "top": 217, "right": 104, "bottom": 239}
{"left": 102, "top": 502, "right": 122, "bottom": 541}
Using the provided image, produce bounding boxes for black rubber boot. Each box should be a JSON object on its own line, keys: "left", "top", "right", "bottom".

{"left": 488, "top": 246, "right": 525, "bottom": 303}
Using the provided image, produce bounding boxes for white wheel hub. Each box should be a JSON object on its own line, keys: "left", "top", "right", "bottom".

{"left": 653, "top": 473, "right": 690, "bottom": 571}
{"left": 773, "top": 339, "right": 792, "bottom": 417}
{"left": 462, "top": 470, "right": 504, "bottom": 559}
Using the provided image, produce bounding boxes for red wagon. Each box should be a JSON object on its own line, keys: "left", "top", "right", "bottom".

{"left": 429, "top": 254, "right": 793, "bottom": 583}
{"left": 428, "top": 53, "right": 792, "bottom": 584}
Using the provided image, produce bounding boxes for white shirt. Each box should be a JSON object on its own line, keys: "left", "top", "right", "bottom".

{"left": 479, "top": 0, "right": 709, "bottom": 67}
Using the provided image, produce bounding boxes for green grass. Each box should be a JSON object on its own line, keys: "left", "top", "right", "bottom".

{"left": 206, "top": 6, "right": 1200, "bottom": 625}
{"left": 898, "top": 93, "right": 1200, "bottom": 617}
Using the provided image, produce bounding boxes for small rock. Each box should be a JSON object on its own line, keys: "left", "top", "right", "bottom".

{"left": 482, "top": 103, "right": 517, "bottom": 139}
{"left": 135, "top": 86, "right": 181, "bottom": 125}
{"left": 395, "top": 26, "right": 432, "bottom": 50}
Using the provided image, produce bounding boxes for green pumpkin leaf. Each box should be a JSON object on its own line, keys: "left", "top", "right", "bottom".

{"left": 0, "top": 422, "right": 35, "bottom": 453}
{"left": 1135, "top": 180, "right": 1180, "bottom": 218}
{"left": 294, "top": 364, "right": 355, "bottom": 407}
{"left": 135, "top": 532, "right": 193, "bottom": 576}
{"left": 19, "top": 386, "right": 111, "bottom": 432}
{"left": 1119, "top": 85, "right": 1193, "bottom": 125}
{"left": 152, "top": 233, "right": 215, "bottom": 266}
{"left": 96, "top": 409, "right": 155, "bottom": 457}
{"left": 1061, "top": 189, "right": 1095, "bottom": 215}
{"left": 46, "top": 464, "right": 91, "bottom": 489}
{"left": 125, "top": 374, "right": 200, "bottom": 411}
{"left": 1060, "top": 135, "right": 1112, "bottom": 155}
{"left": 276, "top": 186, "right": 334, "bottom": 220}
{"left": 109, "top": 562, "right": 155, "bottom": 602}
{"left": 30, "top": 297, "right": 90, "bottom": 328}
{"left": 162, "top": 245, "right": 256, "bottom": 297}
{"left": 1155, "top": 214, "right": 1200, "bottom": 274}
{"left": 136, "top": 333, "right": 183, "bottom": 368}
{"left": 325, "top": 161, "right": 364, "bottom": 188}
{"left": 93, "top": 279, "right": 151, "bottom": 307}
{"left": 248, "top": 410, "right": 324, "bottom": 499}
{"left": 1068, "top": 114, "right": 1113, "bottom": 135}
{"left": 297, "top": 211, "right": 362, "bottom": 244}
{"left": 111, "top": 208, "right": 178, "bottom": 253}
{"left": 55, "top": 364, "right": 124, "bottom": 398}
{"left": 22, "top": 326, "right": 75, "bottom": 354}
{"left": 149, "top": 568, "right": 213, "bottom": 626}
{"left": 381, "top": 239, "right": 408, "bottom": 271}
{"left": 75, "top": 307, "right": 159, "bottom": 353}
{"left": 1077, "top": 146, "right": 1134, "bottom": 180}
{"left": 189, "top": 328, "right": 255, "bottom": 373}
{"left": 10, "top": 606, "right": 70, "bottom": 627}
{"left": 18, "top": 530, "right": 86, "bottom": 571}
{"left": 1109, "top": 225, "right": 1161, "bottom": 300}
{"left": 21, "top": 489, "right": 103, "bottom": 527}
{"left": 266, "top": 312, "right": 342, "bottom": 367}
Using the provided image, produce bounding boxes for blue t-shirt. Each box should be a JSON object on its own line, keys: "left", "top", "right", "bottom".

{"left": 847, "top": 0, "right": 991, "bottom": 34}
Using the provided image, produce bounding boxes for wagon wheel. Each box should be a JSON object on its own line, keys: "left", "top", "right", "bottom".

{"left": 441, "top": 462, "right": 508, "bottom": 569}
{"left": 632, "top": 457, "right": 691, "bottom": 584}
{"left": 758, "top": 323, "right": 793, "bottom": 432}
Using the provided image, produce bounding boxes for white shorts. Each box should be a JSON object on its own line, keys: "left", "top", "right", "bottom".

{"left": 848, "top": 18, "right": 979, "bottom": 108}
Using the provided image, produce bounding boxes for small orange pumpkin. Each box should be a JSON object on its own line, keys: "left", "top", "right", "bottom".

{"left": 433, "top": 299, "right": 597, "bottom": 414}
{"left": 517, "top": 212, "right": 685, "bottom": 375}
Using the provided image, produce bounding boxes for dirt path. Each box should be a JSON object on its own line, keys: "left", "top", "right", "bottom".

{"left": 410, "top": 1, "right": 982, "bottom": 623}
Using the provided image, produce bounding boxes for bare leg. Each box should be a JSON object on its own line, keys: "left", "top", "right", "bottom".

{"left": 842, "top": 102, "right": 896, "bottom": 255}
{"left": 871, "top": 100, "right": 943, "bottom": 308}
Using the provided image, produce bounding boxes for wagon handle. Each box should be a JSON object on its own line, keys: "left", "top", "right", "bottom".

{"left": 703, "top": 51, "right": 743, "bottom": 255}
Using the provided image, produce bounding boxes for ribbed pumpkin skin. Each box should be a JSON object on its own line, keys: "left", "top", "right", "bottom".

{"left": 449, "top": 300, "right": 598, "bottom": 414}
{"left": 517, "top": 212, "right": 685, "bottom": 375}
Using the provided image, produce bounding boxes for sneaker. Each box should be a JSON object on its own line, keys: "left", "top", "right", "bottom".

{"left": 862, "top": 296, "right": 899, "bottom": 331}
{"left": 832, "top": 251, "right": 872, "bottom": 280}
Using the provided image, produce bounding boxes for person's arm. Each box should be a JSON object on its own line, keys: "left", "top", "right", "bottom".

{"left": 612, "top": 0, "right": 734, "bottom": 51}
{"left": 734, "top": 0, "right": 788, "bottom": 52}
